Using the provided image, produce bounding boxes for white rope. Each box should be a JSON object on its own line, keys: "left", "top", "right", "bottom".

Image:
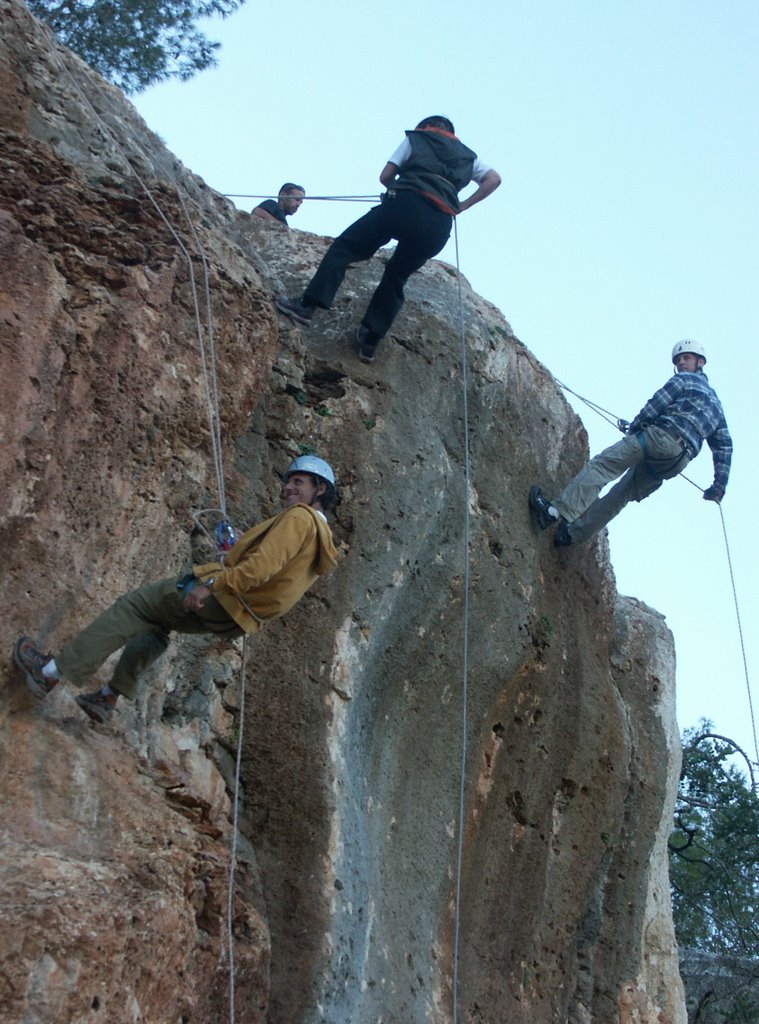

{"left": 451, "top": 218, "right": 471, "bottom": 1024}
{"left": 717, "top": 506, "right": 759, "bottom": 771}
{"left": 555, "top": 377, "right": 623, "bottom": 430}
{"left": 176, "top": 191, "right": 227, "bottom": 514}
{"left": 41, "top": 33, "right": 227, "bottom": 514}
{"left": 226, "top": 634, "right": 248, "bottom": 1021}
{"left": 225, "top": 192, "right": 381, "bottom": 203}
{"left": 38, "top": 37, "right": 246, "bottom": 1017}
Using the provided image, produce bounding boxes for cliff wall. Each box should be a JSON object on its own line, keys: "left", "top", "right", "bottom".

{"left": 0, "top": 2, "right": 685, "bottom": 1021}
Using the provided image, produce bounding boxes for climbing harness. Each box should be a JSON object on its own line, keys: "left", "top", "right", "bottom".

{"left": 556, "top": 379, "right": 758, "bottom": 770}
{"left": 39, "top": 37, "right": 247, "bottom": 1021}
{"left": 451, "top": 218, "right": 470, "bottom": 1024}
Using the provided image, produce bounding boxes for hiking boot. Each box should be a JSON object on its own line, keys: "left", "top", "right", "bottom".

{"left": 553, "top": 521, "right": 574, "bottom": 548}
{"left": 75, "top": 689, "right": 118, "bottom": 724}
{"left": 13, "top": 637, "right": 59, "bottom": 698}
{"left": 355, "top": 326, "right": 379, "bottom": 364}
{"left": 275, "top": 295, "right": 314, "bottom": 326}
{"left": 529, "top": 485, "right": 560, "bottom": 530}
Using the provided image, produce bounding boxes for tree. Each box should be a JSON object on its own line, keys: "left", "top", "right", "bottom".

{"left": 26, "top": 0, "right": 243, "bottom": 93}
{"left": 669, "top": 722, "right": 759, "bottom": 955}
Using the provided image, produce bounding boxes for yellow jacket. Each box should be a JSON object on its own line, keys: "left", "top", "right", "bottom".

{"left": 193, "top": 504, "right": 338, "bottom": 634}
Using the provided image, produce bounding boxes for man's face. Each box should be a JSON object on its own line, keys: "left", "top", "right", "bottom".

{"left": 674, "top": 352, "right": 703, "bottom": 373}
{"left": 283, "top": 472, "right": 323, "bottom": 507}
{"left": 280, "top": 189, "right": 305, "bottom": 215}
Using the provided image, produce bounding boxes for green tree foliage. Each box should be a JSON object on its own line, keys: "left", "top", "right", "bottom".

{"left": 669, "top": 722, "right": 759, "bottom": 956}
{"left": 26, "top": 0, "right": 243, "bottom": 93}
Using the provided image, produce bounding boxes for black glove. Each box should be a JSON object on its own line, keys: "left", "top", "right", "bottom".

{"left": 703, "top": 485, "right": 724, "bottom": 503}
{"left": 617, "top": 419, "right": 630, "bottom": 434}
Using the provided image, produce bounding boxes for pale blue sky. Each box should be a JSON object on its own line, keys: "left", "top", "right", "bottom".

{"left": 134, "top": 0, "right": 759, "bottom": 766}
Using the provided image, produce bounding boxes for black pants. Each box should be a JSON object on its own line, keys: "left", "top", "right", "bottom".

{"left": 303, "top": 190, "right": 453, "bottom": 340}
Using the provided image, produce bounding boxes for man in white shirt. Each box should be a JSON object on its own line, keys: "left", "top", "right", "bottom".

{"left": 276, "top": 116, "right": 501, "bottom": 363}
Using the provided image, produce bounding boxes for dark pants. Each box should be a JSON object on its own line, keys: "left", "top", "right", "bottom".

{"left": 303, "top": 190, "right": 453, "bottom": 340}
{"left": 56, "top": 576, "right": 242, "bottom": 700}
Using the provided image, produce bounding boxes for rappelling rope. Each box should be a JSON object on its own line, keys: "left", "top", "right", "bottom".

{"left": 555, "top": 377, "right": 621, "bottom": 430}
{"left": 176, "top": 190, "right": 227, "bottom": 514}
{"left": 226, "top": 634, "right": 248, "bottom": 1022}
{"left": 556, "top": 379, "right": 758, "bottom": 770}
{"left": 40, "top": 39, "right": 245, "bottom": 1017}
{"left": 716, "top": 506, "right": 759, "bottom": 772}
{"left": 42, "top": 34, "right": 227, "bottom": 514}
{"left": 451, "top": 218, "right": 470, "bottom": 1024}
{"left": 224, "top": 192, "right": 381, "bottom": 203}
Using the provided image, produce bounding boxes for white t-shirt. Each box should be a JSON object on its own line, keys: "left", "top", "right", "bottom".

{"left": 387, "top": 138, "right": 493, "bottom": 185}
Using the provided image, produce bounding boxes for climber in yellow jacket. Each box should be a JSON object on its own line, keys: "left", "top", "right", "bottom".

{"left": 13, "top": 456, "right": 339, "bottom": 724}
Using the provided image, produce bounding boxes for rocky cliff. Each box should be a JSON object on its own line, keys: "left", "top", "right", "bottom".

{"left": 0, "top": 2, "right": 686, "bottom": 1021}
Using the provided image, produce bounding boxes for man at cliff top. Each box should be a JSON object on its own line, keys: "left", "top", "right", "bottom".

{"left": 252, "top": 182, "right": 306, "bottom": 226}
{"left": 529, "top": 341, "right": 732, "bottom": 547}
{"left": 276, "top": 115, "right": 501, "bottom": 364}
{"left": 14, "top": 456, "right": 339, "bottom": 724}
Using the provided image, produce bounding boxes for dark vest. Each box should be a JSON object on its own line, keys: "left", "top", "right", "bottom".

{"left": 394, "top": 129, "right": 477, "bottom": 215}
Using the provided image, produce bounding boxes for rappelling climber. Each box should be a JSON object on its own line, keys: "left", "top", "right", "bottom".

{"left": 13, "top": 456, "right": 339, "bottom": 724}
{"left": 252, "top": 182, "right": 306, "bottom": 226}
{"left": 529, "top": 341, "right": 732, "bottom": 547}
{"left": 275, "top": 115, "right": 501, "bottom": 364}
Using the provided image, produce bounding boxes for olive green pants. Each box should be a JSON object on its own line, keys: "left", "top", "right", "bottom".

{"left": 553, "top": 425, "right": 690, "bottom": 544}
{"left": 57, "top": 576, "right": 242, "bottom": 700}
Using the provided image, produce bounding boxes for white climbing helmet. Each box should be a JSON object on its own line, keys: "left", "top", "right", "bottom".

{"left": 283, "top": 455, "right": 336, "bottom": 486}
{"left": 671, "top": 339, "right": 707, "bottom": 365}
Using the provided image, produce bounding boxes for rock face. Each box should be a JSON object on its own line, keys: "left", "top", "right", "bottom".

{"left": 0, "top": 2, "right": 686, "bottom": 1022}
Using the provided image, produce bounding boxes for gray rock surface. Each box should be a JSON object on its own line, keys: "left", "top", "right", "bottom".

{"left": 0, "top": 1, "right": 686, "bottom": 1020}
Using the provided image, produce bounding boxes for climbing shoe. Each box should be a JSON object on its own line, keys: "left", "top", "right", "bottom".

{"left": 13, "top": 637, "right": 59, "bottom": 698}
{"left": 529, "top": 485, "right": 560, "bottom": 530}
{"left": 355, "top": 326, "right": 379, "bottom": 364}
{"left": 553, "top": 521, "right": 574, "bottom": 548}
{"left": 275, "top": 295, "right": 314, "bottom": 326}
{"left": 75, "top": 689, "right": 118, "bottom": 724}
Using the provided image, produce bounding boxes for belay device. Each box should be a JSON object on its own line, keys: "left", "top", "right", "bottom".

{"left": 215, "top": 518, "right": 238, "bottom": 553}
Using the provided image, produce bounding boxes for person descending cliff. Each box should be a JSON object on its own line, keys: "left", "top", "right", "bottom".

{"left": 13, "top": 457, "right": 339, "bottom": 723}
{"left": 275, "top": 115, "right": 501, "bottom": 364}
{"left": 529, "top": 341, "right": 732, "bottom": 547}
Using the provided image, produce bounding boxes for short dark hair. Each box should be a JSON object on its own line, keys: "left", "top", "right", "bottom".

{"left": 279, "top": 182, "right": 305, "bottom": 195}
{"left": 415, "top": 115, "right": 455, "bottom": 134}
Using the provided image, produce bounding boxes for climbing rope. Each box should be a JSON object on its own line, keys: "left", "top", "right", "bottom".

{"left": 556, "top": 379, "right": 758, "bottom": 770}
{"left": 717, "top": 506, "right": 759, "bottom": 771}
{"left": 177, "top": 190, "right": 227, "bottom": 515}
{"left": 40, "top": 40, "right": 228, "bottom": 514}
{"left": 226, "top": 634, "right": 248, "bottom": 1022}
{"left": 451, "top": 218, "right": 471, "bottom": 1024}
{"left": 39, "top": 38, "right": 245, "bottom": 1018}
{"left": 224, "top": 192, "right": 381, "bottom": 203}
{"left": 555, "top": 377, "right": 622, "bottom": 431}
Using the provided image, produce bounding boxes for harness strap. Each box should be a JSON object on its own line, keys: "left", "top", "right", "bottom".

{"left": 636, "top": 428, "right": 689, "bottom": 479}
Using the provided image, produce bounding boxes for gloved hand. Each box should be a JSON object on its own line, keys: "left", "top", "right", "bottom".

{"left": 617, "top": 419, "right": 630, "bottom": 434}
{"left": 702, "top": 485, "right": 724, "bottom": 503}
